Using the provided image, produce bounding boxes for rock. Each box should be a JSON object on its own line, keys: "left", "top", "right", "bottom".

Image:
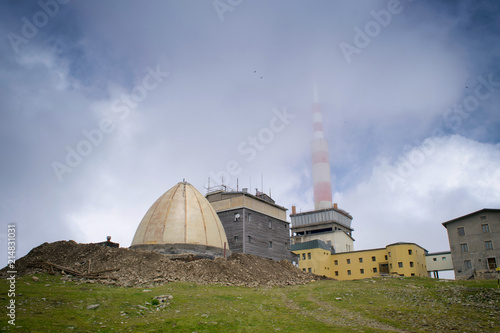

{"left": 137, "top": 305, "right": 148, "bottom": 310}
{"left": 86, "top": 304, "right": 100, "bottom": 310}
{"left": 32, "top": 276, "right": 39, "bottom": 282}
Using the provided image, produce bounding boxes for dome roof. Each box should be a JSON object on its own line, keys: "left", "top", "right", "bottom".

{"left": 131, "top": 181, "right": 228, "bottom": 250}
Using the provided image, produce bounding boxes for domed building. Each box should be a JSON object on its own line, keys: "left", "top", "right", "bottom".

{"left": 130, "top": 181, "right": 230, "bottom": 258}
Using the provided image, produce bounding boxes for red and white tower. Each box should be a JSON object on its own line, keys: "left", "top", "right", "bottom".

{"left": 311, "top": 86, "right": 333, "bottom": 210}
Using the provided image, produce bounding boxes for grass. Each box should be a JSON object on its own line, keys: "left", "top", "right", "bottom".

{"left": 1, "top": 274, "right": 499, "bottom": 332}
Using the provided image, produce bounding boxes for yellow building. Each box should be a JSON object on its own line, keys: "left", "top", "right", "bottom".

{"left": 292, "top": 241, "right": 428, "bottom": 280}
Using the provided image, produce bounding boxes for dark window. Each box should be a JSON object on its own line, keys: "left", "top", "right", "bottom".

{"left": 398, "top": 262, "right": 403, "bottom": 268}
{"left": 410, "top": 262, "right": 414, "bottom": 267}
{"left": 347, "top": 270, "right": 351, "bottom": 275}
{"left": 385, "top": 255, "right": 388, "bottom": 260}
{"left": 247, "top": 236, "right": 252, "bottom": 243}
{"left": 307, "top": 252, "right": 311, "bottom": 260}
{"left": 464, "top": 260, "right": 472, "bottom": 269}
{"left": 347, "top": 259, "right": 351, "bottom": 264}
{"left": 334, "top": 260, "right": 338, "bottom": 265}
{"left": 460, "top": 243, "right": 468, "bottom": 252}
{"left": 335, "top": 271, "right": 339, "bottom": 276}
{"left": 268, "top": 221, "right": 272, "bottom": 229}
{"left": 487, "top": 258, "right": 497, "bottom": 270}
{"left": 408, "top": 249, "right": 412, "bottom": 255}
{"left": 457, "top": 227, "right": 465, "bottom": 236}
{"left": 234, "top": 235, "right": 239, "bottom": 242}
{"left": 359, "top": 258, "right": 363, "bottom": 263}
{"left": 485, "top": 241, "right": 493, "bottom": 250}
{"left": 480, "top": 215, "right": 486, "bottom": 220}
{"left": 285, "top": 242, "right": 289, "bottom": 250}
{"left": 269, "top": 241, "right": 273, "bottom": 249}
{"left": 360, "top": 269, "right": 364, "bottom": 274}
{"left": 411, "top": 273, "right": 415, "bottom": 276}
{"left": 373, "top": 267, "right": 377, "bottom": 273}
{"left": 482, "top": 224, "right": 490, "bottom": 233}
{"left": 302, "top": 253, "right": 306, "bottom": 260}
{"left": 308, "top": 268, "right": 312, "bottom": 273}
{"left": 372, "top": 256, "right": 376, "bottom": 261}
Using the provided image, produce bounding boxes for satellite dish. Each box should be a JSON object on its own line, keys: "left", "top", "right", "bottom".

{"left": 234, "top": 213, "right": 240, "bottom": 221}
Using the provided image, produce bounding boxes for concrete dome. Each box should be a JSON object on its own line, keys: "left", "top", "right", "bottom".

{"left": 130, "top": 181, "right": 229, "bottom": 257}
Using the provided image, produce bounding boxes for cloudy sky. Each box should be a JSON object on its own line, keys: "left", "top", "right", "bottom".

{"left": 1, "top": 1, "right": 499, "bottom": 275}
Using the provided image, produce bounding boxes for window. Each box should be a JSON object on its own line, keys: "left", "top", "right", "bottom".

{"left": 360, "top": 269, "right": 364, "bottom": 274}
{"left": 442, "top": 257, "right": 446, "bottom": 261}
{"left": 359, "top": 258, "right": 363, "bottom": 263}
{"left": 247, "top": 236, "right": 252, "bottom": 243}
{"left": 398, "top": 262, "right": 403, "bottom": 268}
{"left": 285, "top": 242, "right": 289, "bottom": 250}
{"left": 248, "top": 213, "right": 252, "bottom": 221}
{"left": 303, "top": 268, "right": 306, "bottom": 272}
{"left": 334, "top": 260, "right": 338, "bottom": 265}
{"left": 385, "top": 255, "right": 388, "bottom": 260}
{"left": 433, "top": 258, "right": 437, "bottom": 261}
{"left": 372, "top": 256, "right": 376, "bottom": 261}
{"left": 347, "top": 270, "right": 351, "bottom": 276}
{"left": 410, "top": 262, "right": 414, "bottom": 267}
{"left": 480, "top": 215, "right": 486, "bottom": 220}
{"left": 268, "top": 221, "right": 272, "bottom": 229}
{"left": 485, "top": 241, "right": 493, "bottom": 250}
{"left": 388, "top": 252, "right": 391, "bottom": 257}
{"left": 269, "top": 241, "right": 273, "bottom": 249}
{"left": 335, "top": 271, "right": 339, "bottom": 276}
{"left": 373, "top": 267, "right": 377, "bottom": 273}
{"left": 408, "top": 249, "right": 412, "bottom": 255}
{"left": 307, "top": 253, "right": 311, "bottom": 260}
{"left": 234, "top": 235, "right": 239, "bottom": 242}
{"left": 460, "top": 243, "right": 468, "bottom": 252}
{"left": 482, "top": 224, "right": 490, "bottom": 233}
{"left": 411, "top": 273, "right": 415, "bottom": 276}
{"left": 464, "top": 260, "right": 472, "bottom": 269}
{"left": 308, "top": 268, "right": 312, "bottom": 273}
{"left": 302, "top": 253, "right": 306, "bottom": 260}
{"left": 347, "top": 259, "right": 351, "bottom": 264}
{"left": 457, "top": 227, "right": 465, "bottom": 236}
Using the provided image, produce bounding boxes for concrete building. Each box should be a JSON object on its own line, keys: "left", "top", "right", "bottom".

{"left": 206, "top": 188, "right": 294, "bottom": 261}
{"left": 131, "top": 181, "right": 230, "bottom": 258}
{"left": 443, "top": 208, "right": 500, "bottom": 280}
{"left": 425, "top": 251, "right": 453, "bottom": 278}
{"left": 292, "top": 241, "right": 428, "bottom": 280}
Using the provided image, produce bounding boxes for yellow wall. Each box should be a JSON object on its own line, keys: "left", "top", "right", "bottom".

{"left": 293, "top": 243, "right": 429, "bottom": 280}
{"left": 295, "top": 248, "right": 333, "bottom": 276}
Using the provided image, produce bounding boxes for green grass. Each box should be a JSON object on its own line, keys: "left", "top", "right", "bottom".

{"left": 1, "top": 275, "right": 499, "bottom": 332}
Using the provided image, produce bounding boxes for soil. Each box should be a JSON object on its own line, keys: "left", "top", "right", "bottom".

{"left": 1, "top": 241, "right": 323, "bottom": 287}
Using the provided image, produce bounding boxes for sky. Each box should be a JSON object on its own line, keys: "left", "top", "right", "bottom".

{"left": 1, "top": 0, "right": 500, "bottom": 276}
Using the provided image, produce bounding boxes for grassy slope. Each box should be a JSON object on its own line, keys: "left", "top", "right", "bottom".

{"left": 1, "top": 274, "right": 499, "bottom": 332}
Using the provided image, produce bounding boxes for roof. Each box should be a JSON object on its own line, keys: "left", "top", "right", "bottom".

{"left": 386, "top": 242, "right": 428, "bottom": 253}
{"left": 290, "top": 206, "right": 352, "bottom": 220}
{"left": 206, "top": 190, "right": 287, "bottom": 211}
{"left": 291, "top": 239, "right": 334, "bottom": 253}
{"left": 426, "top": 251, "right": 451, "bottom": 256}
{"left": 131, "top": 182, "right": 228, "bottom": 248}
{"left": 442, "top": 208, "right": 500, "bottom": 227}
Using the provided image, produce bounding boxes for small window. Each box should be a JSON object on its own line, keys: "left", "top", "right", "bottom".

{"left": 385, "top": 255, "right": 388, "bottom": 260}
{"left": 360, "top": 269, "right": 364, "bottom": 274}
{"left": 285, "top": 242, "right": 289, "bottom": 250}
{"left": 269, "top": 241, "right": 273, "bottom": 249}
{"left": 485, "top": 241, "right": 493, "bottom": 250}
{"left": 371, "top": 256, "right": 376, "bottom": 261}
{"left": 482, "top": 224, "right": 490, "bottom": 233}
{"left": 347, "top": 259, "right": 351, "bottom": 264}
{"left": 359, "top": 258, "right": 363, "bottom": 263}
{"left": 302, "top": 253, "right": 306, "bottom": 260}
{"left": 234, "top": 235, "right": 239, "bottom": 242}
{"left": 307, "top": 253, "right": 311, "bottom": 260}
{"left": 487, "top": 257, "right": 497, "bottom": 270}
{"left": 308, "top": 268, "right": 312, "bottom": 273}
{"left": 248, "top": 213, "right": 252, "bottom": 221}
{"left": 398, "top": 262, "right": 403, "bottom": 268}
{"left": 480, "top": 215, "right": 486, "bottom": 220}
{"left": 334, "top": 260, "right": 338, "bottom": 265}
{"left": 247, "top": 235, "right": 252, "bottom": 243}
{"left": 335, "top": 271, "right": 339, "bottom": 276}
{"left": 433, "top": 258, "right": 437, "bottom": 261}
{"left": 442, "top": 257, "right": 446, "bottom": 260}
{"left": 457, "top": 227, "right": 465, "bottom": 236}
{"left": 268, "top": 221, "right": 272, "bottom": 229}
{"left": 347, "top": 270, "right": 351, "bottom": 275}
{"left": 373, "top": 267, "right": 377, "bottom": 273}
{"left": 411, "top": 273, "right": 415, "bottom": 276}
{"left": 460, "top": 243, "right": 468, "bottom": 252}
{"left": 464, "top": 260, "right": 472, "bottom": 269}
{"left": 410, "top": 262, "right": 414, "bottom": 267}
{"left": 408, "top": 249, "right": 412, "bottom": 255}
{"left": 303, "top": 268, "right": 306, "bottom": 272}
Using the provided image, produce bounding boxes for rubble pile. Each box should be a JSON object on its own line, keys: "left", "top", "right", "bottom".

{"left": 1, "top": 241, "right": 322, "bottom": 287}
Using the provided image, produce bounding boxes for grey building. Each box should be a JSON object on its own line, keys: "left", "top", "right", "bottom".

{"left": 442, "top": 208, "right": 500, "bottom": 280}
{"left": 206, "top": 189, "right": 295, "bottom": 261}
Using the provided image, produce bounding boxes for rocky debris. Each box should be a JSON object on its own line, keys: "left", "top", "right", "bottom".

{"left": 1, "top": 240, "right": 323, "bottom": 287}
{"left": 86, "top": 304, "right": 100, "bottom": 310}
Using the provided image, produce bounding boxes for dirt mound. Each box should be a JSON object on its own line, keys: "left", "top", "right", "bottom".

{"left": 1, "top": 241, "right": 322, "bottom": 287}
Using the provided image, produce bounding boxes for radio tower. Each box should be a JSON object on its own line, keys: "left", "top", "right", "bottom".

{"left": 311, "top": 85, "right": 333, "bottom": 210}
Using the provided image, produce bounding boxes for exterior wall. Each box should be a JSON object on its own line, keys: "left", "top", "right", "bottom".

{"left": 293, "top": 243, "right": 429, "bottom": 280}
{"left": 443, "top": 209, "right": 500, "bottom": 280}
{"left": 296, "top": 247, "right": 333, "bottom": 276}
{"left": 207, "top": 192, "right": 294, "bottom": 261}
{"left": 425, "top": 252, "right": 453, "bottom": 277}
{"left": 293, "top": 230, "right": 353, "bottom": 253}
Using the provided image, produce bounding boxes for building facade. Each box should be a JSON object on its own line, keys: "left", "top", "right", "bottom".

{"left": 206, "top": 189, "right": 294, "bottom": 261}
{"left": 425, "top": 251, "right": 453, "bottom": 278}
{"left": 442, "top": 208, "right": 500, "bottom": 280}
{"left": 292, "top": 241, "right": 428, "bottom": 280}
